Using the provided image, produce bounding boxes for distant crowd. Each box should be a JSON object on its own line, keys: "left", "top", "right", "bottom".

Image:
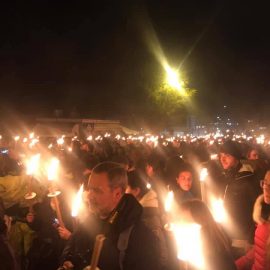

{"left": 1, "top": 132, "right": 270, "bottom": 270}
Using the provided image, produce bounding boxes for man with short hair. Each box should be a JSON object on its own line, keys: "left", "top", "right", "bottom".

{"left": 59, "top": 162, "right": 161, "bottom": 270}
{"left": 219, "top": 141, "right": 260, "bottom": 258}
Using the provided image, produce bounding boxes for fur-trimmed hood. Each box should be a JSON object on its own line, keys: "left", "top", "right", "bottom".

{"left": 139, "top": 190, "right": 159, "bottom": 208}
{"left": 253, "top": 194, "right": 270, "bottom": 224}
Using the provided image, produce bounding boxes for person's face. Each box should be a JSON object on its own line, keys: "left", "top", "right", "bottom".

{"left": 248, "top": 149, "right": 259, "bottom": 160}
{"left": 176, "top": 171, "right": 192, "bottom": 191}
{"left": 88, "top": 172, "right": 122, "bottom": 218}
{"left": 219, "top": 152, "right": 238, "bottom": 170}
{"left": 146, "top": 164, "right": 153, "bottom": 177}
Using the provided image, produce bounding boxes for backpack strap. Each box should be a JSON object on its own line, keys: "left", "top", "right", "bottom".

{"left": 117, "top": 225, "right": 134, "bottom": 270}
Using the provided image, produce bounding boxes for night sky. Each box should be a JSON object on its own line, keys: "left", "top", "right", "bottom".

{"left": 0, "top": 1, "right": 269, "bottom": 126}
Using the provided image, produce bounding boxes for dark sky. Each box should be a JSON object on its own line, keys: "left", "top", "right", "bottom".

{"left": 0, "top": 0, "right": 269, "bottom": 125}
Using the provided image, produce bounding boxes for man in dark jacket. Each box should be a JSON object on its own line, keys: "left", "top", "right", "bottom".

{"left": 218, "top": 141, "right": 260, "bottom": 258}
{"left": 59, "top": 161, "right": 161, "bottom": 270}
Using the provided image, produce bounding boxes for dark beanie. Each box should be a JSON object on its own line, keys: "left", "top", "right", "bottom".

{"left": 220, "top": 140, "right": 242, "bottom": 160}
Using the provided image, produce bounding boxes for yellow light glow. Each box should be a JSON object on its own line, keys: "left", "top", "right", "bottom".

{"left": 47, "top": 158, "right": 59, "bottom": 181}
{"left": 200, "top": 168, "right": 208, "bottom": 182}
{"left": 165, "top": 191, "right": 174, "bottom": 212}
{"left": 165, "top": 65, "right": 182, "bottom": 91}
{"left": 57, "top": 137, "right": 64, "bottom": 145}
{"left": 14, "top": 136, "right": 20, "bottom": 141}
{"left": 29, "top": 138, "right": 39, "bottom": 148}
{"left": 164, "top": 64, "right": 189, "bottom": 96}
{"left": 172, "top": 223, "right": 205, "bottom": 268}
{"left": 210, "top": 198, "right": 227, "bottom": 223}
{"left": 210, "top": 154, "right": 218, "bottom": 160}
{"left": 71, "top": 184, "right": 84, "bottom": 217}
{"left": 26, "top": 154, "right": 40, "bottom": 176}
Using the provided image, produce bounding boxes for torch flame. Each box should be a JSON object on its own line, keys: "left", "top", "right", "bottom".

{"left": 165, "top": 191, "right": 174, "bottom": 212}
{"left": 26, "top": 154, "right": 40, "bottom": 176}
{"left": 211, "top": 198, "right": 227, "bottom": 223}
{"left": 200, "top": 168, "right": 208, "bottom": 182}
{"left": 57, "top": 137, "right": 64, "bottom": 145}
{"left": 172, "top": 223, "right": 205, "bottom": 269}
{"left": 71, "top": 185, "right": 84, "bottom": 217}
{"left": 47, "top": 158, "right": 59, "bottom": 181}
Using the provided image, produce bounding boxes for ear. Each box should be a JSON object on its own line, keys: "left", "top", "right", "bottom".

{"left": 113, "top": 187, "right": 123, "bottom": 201}
{"left": 133, "top": 187, "right": 141, "bottom": 198}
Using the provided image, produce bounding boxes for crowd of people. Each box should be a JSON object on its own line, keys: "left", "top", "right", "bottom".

{"left": 0, "top": 132, "right": 270, "bottom": 270}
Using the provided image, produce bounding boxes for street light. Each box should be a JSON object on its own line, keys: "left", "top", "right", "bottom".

{"left": 164, "top": 65, "right": 187, "bottom": 96}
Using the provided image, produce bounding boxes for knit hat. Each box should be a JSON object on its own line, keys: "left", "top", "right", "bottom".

{"left": 220, "top": 140, "right": 242, "bottom": 160}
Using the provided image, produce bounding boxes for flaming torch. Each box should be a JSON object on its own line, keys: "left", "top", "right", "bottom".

{"left": 25, "top": 154, "right": 40, "bottom": 200}
{"left": 71, "top": 184, "right": 84, "bottom": 230}
{"left": 47, "top": 158, "right": 61, "bottom": 197}
{"left": 210, "top": 198, "right": 227, "bottom": 224}
{"left": 47, "top": 158, "right": 64, "bottom": 228}
{"left": 165, "top": 190, "right": 174, "bottom": 213}
{"left": 164, "top": 190, "right": 174, "bottom": 231}
{"left": 199, "top": 168, "right": 208, "bottom": 203}
{"left": 172, "top": 223, "right": 205, "bottom": 270}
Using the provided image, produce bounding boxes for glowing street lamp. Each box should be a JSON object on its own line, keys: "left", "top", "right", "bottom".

{"left": 164, "top": 64, "right": 189, "bottom": 97}
{"left": 165, "top": 66, "right": 183, "bottom": 90}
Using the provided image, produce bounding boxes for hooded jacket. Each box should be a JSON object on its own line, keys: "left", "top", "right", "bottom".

{"left": 139, "top": 189, "right": 169, "bottom": 269}
{"left": 60, "top": 194, "right": 161, "bottom": 270}
{"left": 223, "top": 163, "right": 260, "bottom": 241}
{"left": 236, "top": 194, "right": 270, "bottom": 270}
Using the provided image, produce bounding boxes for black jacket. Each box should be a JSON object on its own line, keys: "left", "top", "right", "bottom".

{"left": 60, "top": 194, "right": 161, "bottom": 270}
{"left": 223, "top": 164, "right": 260, "bottom": 241}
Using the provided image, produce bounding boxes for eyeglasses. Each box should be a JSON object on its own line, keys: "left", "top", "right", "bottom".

{"left": 260, "top": 180, "right": 270, "bottom": 190}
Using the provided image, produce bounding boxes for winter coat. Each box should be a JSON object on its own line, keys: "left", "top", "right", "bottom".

{"left": 139, "top": 190, "right": 169, "bottom": 269}
{"left": 236, "top": 195, "right": 270, "bottom": 270}
{"left": 0, "top": 233, "right": 20, "bottom": 270}
{"left": 174, "top": 188, "right": 194, "bottom": 205}
{"left": 60, "top": 194, "right": 161, "bottom": 270}
{"left": 223, "top": 163, "right": 260, "bottom": 241}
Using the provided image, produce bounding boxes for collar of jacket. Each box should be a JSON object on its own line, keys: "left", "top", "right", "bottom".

{"left": 224, "top": 163, "right": 254, "bottom": 181}
{"left": 108, "top": 194, "right": 143, "bottom": 234}
{"left": 139, "top": 190, "right": 158, "bottom": 208}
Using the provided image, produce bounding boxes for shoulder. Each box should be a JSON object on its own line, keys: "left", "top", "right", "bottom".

{"left": 127, "top": 220, "right": 161, "bottom": 252}
{"left": 124, "top": 221, "right": 161, "bottom": 270}
{"left": 253, "top": 195, "right": 270, "bottom": 224}
{"left": 236, "top": 163, "right": 254, "bottom": 180}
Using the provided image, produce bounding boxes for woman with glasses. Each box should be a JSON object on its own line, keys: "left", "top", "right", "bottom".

{"left": 236, "top": 170, "right": 270, "bottom": 270}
